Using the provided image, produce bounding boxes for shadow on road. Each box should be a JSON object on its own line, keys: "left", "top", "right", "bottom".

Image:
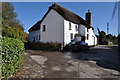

{"left": 66, "top": 46, "right": 120, "bottom": 72}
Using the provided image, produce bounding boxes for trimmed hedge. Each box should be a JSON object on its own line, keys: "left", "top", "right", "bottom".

{"left": 0, "top": 37, "right": 24, "bottom": 78}
{"left": 25, "top": 42, "right": 61, "bottom": 51}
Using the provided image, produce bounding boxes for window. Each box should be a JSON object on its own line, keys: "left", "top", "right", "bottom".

{"left": 69, "top": 22, "right": 71, "bottom": 30}
{"left": 75, "top": 25, "right": 78, "bottom": 31}
{"left": 39, "top": 35, "right": 40, "bottom": 40}
{"left": 70, "top": 33, "right": 73, "bottom": 40}
{"left": 33, "top": 37, "right": 35, "bottom": 42}
{"left": 36, "top": 36, "right": 38, "bottom": 41}
{"left": 43, "top": 25, "right": 46, "bottom": 32}
{"left": 87, "top": 34, "right": 89, "bottom": 40}
{"left": 87, "top": 28, "right": 89, "bottom": 32}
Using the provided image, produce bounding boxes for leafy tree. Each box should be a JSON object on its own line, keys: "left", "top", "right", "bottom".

{"left": 1, "top": 2, "right": 29, "bottom": 41}
{"left": 97, "top": 28, "right": 106, "bottom": 44}
{"left": 106, "top": 34, "right": 112, "bottom": 41}
{"left": 23, "top": 32, "right": 28, "bottom": 42}
{"left": 2, "top": 2, "right": 24, "bottom": 31}
{"left": 97, "top": 28, "right": 118, "bottom": 45}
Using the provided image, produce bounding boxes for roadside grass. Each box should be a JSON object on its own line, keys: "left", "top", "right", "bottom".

{"left": 98, "top": 44, "right": 118, "bottom": 47}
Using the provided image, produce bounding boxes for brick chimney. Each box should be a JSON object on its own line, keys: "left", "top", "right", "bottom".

{"left": 86, "top": 9, "right": 92, "bottom": 26}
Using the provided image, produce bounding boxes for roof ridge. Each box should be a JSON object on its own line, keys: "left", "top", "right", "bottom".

{"left": 52, "top": 3, "right": 82, "bottom": 19}
{"left": 29, "top": 3, "right": 91, "bottom": 32}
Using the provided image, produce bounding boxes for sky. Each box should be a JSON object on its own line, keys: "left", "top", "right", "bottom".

{"left": 118, "top": 1, "right": 120, "bottom": 34}
{"left": 11, "top": 2, "right": 118, "bottom": 36}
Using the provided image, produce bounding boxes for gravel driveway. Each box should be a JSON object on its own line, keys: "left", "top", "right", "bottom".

{"left": 12, "top": 45, "right": 120, "bottom": 79}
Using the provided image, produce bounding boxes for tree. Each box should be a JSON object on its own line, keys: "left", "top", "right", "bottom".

{"left": 97, "top": 28, "right": 118, "bottom": 45}
{"left": 106, "top": 34, "right": 112, "bottom": 41}
{"left": 2, "top": 2, "right": 24, "bottom": 31}
{"left": 2, "top": 2, "right": 27, "bottom": 41}
{"left": 97, "top": 28, "right": 107, "bottom": 44}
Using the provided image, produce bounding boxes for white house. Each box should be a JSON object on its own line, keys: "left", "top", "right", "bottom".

{"left": 28, "top": 3, "right": 97, "bottom": 46}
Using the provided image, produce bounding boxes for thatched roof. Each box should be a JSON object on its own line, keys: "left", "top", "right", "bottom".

{"left": 28, "top": 3, "right": 91, "bottom": 32}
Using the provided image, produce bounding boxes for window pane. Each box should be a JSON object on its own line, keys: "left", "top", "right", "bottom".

{"left": 87, "top": 34, "right": 89, "bottom": 40}
{"left": 76, "top": 25, "right": 78, "bottom": 31}
{"left": 39, "top": 35, "right": 40, "bottom": 40}
{"left": 70, "top": 33, "right": 73, "bottom": 40}
{"left": 43, "top": 25, "right": 46, "bottom": 32}
{"left": 33, "top": 37, "right": 35, "bottom": 42}
{"left": 69, "top": 22, "right": 71, "bottom": 30}
{"left": 87, "top": 28, "right": 89, "bottom": 32}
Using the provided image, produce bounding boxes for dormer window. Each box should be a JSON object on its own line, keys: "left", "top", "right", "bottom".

{"left": 69, "top": 22, "right": 71, "bottom": 30}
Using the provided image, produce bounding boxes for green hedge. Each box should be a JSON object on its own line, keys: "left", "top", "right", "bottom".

{"left": 0, "top": 37, "right": 24, "bottom": 78}
{"left": 25, "top": 42, "right": 61, "bottom": 51}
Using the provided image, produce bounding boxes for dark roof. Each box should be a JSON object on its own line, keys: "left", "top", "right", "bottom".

{"left": 28, "top": 3, "right": 91, "bottom": 32}
{"left": 28, "top": 20, "right": 41, "bottom": 32}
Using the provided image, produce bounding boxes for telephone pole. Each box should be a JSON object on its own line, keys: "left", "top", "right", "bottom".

{"left": 107, "top": 22, "right": 109, "bottom": 35}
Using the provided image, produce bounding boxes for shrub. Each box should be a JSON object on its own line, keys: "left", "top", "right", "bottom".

{"left": 0, "top": 37, "right": 24, "bottom": 78}
{"left": 75, "top": 33, "right": 81, "bottom": 37}
{"left": 2, "top": 26, "right": 24, "bottom": 40}
{"left": 25, "top": 42, "right": 61, "bottom": 51}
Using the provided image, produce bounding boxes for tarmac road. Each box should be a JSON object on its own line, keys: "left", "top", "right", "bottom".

{"left": 25, "top": 45, "right": 120, "bottom": 78}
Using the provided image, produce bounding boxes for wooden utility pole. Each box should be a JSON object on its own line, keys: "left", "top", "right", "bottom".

{"left": 107, "top": 22, "right": 109, "bottom": 35}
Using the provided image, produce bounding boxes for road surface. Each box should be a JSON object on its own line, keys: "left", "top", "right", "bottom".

{"left": 13, "top": 45, "right": 120, "bottom": 78}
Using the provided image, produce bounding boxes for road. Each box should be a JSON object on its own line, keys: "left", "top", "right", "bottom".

{"left": 13, "top": 45, "right": 120, "bottom": 78}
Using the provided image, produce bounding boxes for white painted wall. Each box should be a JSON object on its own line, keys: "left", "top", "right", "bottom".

{"left": 64, "top": 20, "right": 78, "bottom": 45}
{"left": 29, "top": 9, "right": 97, "bottom": 46}
{"left": 40, "top": 9, "right": 64, "bottom": 44}
{"left": 77, "top": 24, "right": 97, "bottom": 46}
{"left": 29, "top": 30, "right": 40, "bottom": 42}
{"left": 85, "top": 28, "right": 97, "bottom": 46}
{"left": 78, "top": 24, "right": 86, "bottom": 36}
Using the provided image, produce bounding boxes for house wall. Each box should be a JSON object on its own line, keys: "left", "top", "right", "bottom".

{"left": 85, "top": 28, "right": 97, "bottom": 46}
{"left": 78, "top": 24, "right": 86, "bottom": 36}
{"left": 28, "top": 9, "right": 97, "bottom": 46}
{"left": 40, "top": 9, "right": 64, "bottom": 44}
{"left": 64, "top": 20, "right": 78, "bottom": 45}
{"left": 78, "top": 24, "right": 97, "bottom": 46}
{"left": 29, "top": 30, "right": 40, "bottom": 42}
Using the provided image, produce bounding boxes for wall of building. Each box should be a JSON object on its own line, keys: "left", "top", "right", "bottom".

{"left": 29, "top": 30, "right": 40, "bottom": 42}
{"left": 85, "top": 28, "right": 97, "bottom": 46}
{"left": 28, "top": 9, "right": 97, "bottom": 46}
{"left": 78, "top": 24, "right": 86, "bottom": 36}
{"left": 64, "top": 20, "right": 78, "bottom": 45}
{"left": 78, "top": 24, "right": 97, "bottom": 46}
{"left": 40, "top": 9, "right": 64, "bottom": 44}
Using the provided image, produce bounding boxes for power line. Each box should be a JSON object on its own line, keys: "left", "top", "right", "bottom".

{"left": 111, "top": 1, "right": 118, "bottom": 22}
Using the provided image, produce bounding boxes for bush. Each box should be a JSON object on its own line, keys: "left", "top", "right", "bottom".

{"left": 0, "top": 37, "right": 24, "bottom": 78}
{"left": 75, "top": 33, "right": 81, "bottom": 37}
{"left": 25, "top": 42, "right": 61, "bottom": 51}
{"left": 2, "top": 26, "right": 24, "bottom": 40}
